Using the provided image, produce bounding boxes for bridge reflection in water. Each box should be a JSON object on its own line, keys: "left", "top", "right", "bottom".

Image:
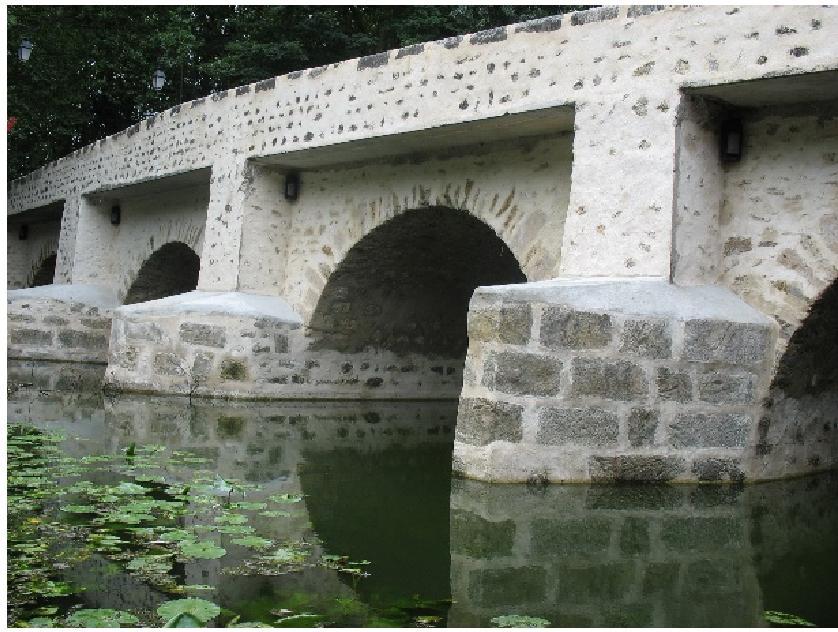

{"left": 7, "top": 360, "right": 838, "bottom": 627}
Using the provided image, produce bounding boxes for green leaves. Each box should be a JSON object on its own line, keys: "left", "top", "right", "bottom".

{"left": 65, "top": 609, "right": 140, "bottom": 627}
{"left": 764, "top": 611, "right": 816, "bottom": 627}
{"left": 178, "top": 540, "right": 227, "bottom": 560}
{"left": 491, "top": 614, "right": 552, "bottom": 628}
{"left": 157, "top": 598, "right": 221, "bottom": 625}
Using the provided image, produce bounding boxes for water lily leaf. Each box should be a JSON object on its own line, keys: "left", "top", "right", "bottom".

{"left": 60, "top": 504, "right": 97, "bottom": 514}
{"left": 268, "top": 494, "right": 303, "bottom": 504}
{"left": 158, "top": 598, "right": 221, "bottom": 624}
{"left": 261, "top": 547, "right": 309, "bottom": 564}
{"left": 27, "top": 617, "right": 56, "bottom": 627}
{"left": 764, "top": 611, "right": 816, "bottom": 627}
{"left": 114, "top": 482, "right": 148, "bottom": 495}
{"left": 178, "top": 540, "right": 227, "bottom": 560}
{"left": 230, "top": 501, "right": 267, "bottom": 511}
{"left": 274, "top": 613, "right": 323, "bottom": 627}
{"left": 66, "top": 608, "right": 140, "bottom": 627}
{"left": 260, "top": 510, "right": 291, "bottom": 518}
{"left": 490, "top": 615, "right": 551, "bottom": 628}
{"left": 216, "top": 525, "right": 255, "bottom": 535}
{"left": 160, "top": 529, "right": 193, "bottom": 543}
{"left": 214, "top": 513, "right": 248, "bottom": 525}
{"left": 164, "top": 612, "right": 204, "bottom": 628}
{"left": 231, "top": 536, "right": 273, "bottom": 549}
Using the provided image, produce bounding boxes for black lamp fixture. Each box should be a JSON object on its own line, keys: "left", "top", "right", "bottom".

{"left": 720, "top": 118, "right": 743, "bottom": 162}
{"left": 111, "top": 204, "right": 121, "bottom": 226}
{"left": 18, "top": 224, "right": 29, "bottom": 240}
{"left": 284, "top": 173, "right": 300, "bottom": 201}
{"left": 18, "top": 38, "right": 33, "bottom": 62}
{"left": 152, "top": 68, "right": 166, "bottom": 91}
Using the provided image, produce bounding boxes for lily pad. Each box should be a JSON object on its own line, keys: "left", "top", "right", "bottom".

{"left": 275, "top": 613, "right": 324, "bottom": 627}
{"left": 66, "top": 608, "right": 140, "bottom": 627}
{"left": 491, "top": 614, "right": 551, "bottom": 628}
{"left": 268, "top": 493, "right": 303, "bottom": 504}
{"left": 178, "top": 540, "right": 227, "bottom": 560}
{"left": 157, "top": 598, "right": 221, "bottom": 624}
{"left": 231, "top": 535, "right": 273, "bottom": 549}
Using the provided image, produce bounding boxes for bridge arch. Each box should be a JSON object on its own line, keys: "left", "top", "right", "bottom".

{"left": 761, "top": 277, "right": 838, "bottom": 475}
{"left": 307, "top": 206, "right": 526, "bottom": 365}
{"left": 27, "top": 242, "right": 58, "bottom": 288}
{"left": 123, "top": 241, "right": 200, "bottom": 305}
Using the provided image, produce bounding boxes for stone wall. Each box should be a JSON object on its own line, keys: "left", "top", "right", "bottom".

{"left": 9, "top": 7, "right": 836, "bottom": 288}
{"left": 454, "top": 279, "right": 778, "bottom": 483}
{"left": 6, "top": 214, "right": 61, "bottom": 289}
{"left": 7, "top": 286, "right": 117, "bottom": 363}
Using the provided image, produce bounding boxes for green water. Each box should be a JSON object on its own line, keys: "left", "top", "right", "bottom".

{"left": 7, "top": 361, "right": 838, "bottom": 627}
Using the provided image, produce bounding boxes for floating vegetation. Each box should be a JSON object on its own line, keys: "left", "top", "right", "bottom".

{"left": 6, "top": 423, "right": 453, "bottom": 628}
{"left": 490, "top": 614, "right": 552, "bottom": 628}
{"left": 764, "top": 611, "right": 816, "bottom": 627}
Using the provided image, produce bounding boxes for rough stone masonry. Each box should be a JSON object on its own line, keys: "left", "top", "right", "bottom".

{"left": 7, "top": 5, "right": 838, "bottom": 482}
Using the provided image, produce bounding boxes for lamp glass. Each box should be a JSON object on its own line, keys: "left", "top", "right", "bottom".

{"left": 19, "top": 39, "right": 33, "bottom": 62}
{"left": 152, "top": 69, "right": 166, "bottom": 90}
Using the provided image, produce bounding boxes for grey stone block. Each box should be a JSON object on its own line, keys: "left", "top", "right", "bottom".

{"left": 468, "top": 304, "right": 532, "bottom": 345}
{"left": 619, "top": 517, "right": 650, "bottom": 554}
{"left": 179, "top": 323, "right": 226, "bottom": 348}
{"left": 58, "top": 329, "right": 108, "bottom": 349}
{"left": 81, "top": 317, "right": 111, "bottom": 330}
{"left": 590, "top": 455, "right": 686, "bottom": 482}
{"left": 531, "top": 517, "right": 612, "bottom": 556}
{"left": 697, "top": 370, "right": 757, "bottom": 404}
{"left": 571, "top": 358, "right": 648, "bottom": 400}
{"left": 124, "top": 321, "right": 164, "bottom": 343}
{"left": 669, "top": 413, "right": 751, "bottom": 448}
{"left": 536, "top": 407, "right": 619, "bottom": 447}
{"left": 558, "top": 561, "right": 634, "bottom": 602}
{"left": 467, "top": 566, "right": 546, "bottom": 606}
{"left": 192, "top": 352, "right": 215, "bottom": 379}
{"left": 113, "top": 346, "right": 138, "bottom": 370}
{"left": 456, "top": 398, "right": 523, "bottom": 446}
{"left": 8, "top": 313, "right": 35, "bottom": 323}
{"left": 627, "top": 408, "right": 658, "bottom": 447}
{"left": 660, "top": 517, "right": 744, "bottom": 552}
{"left": 43, "top": 315, "right": 69, "bottom": 326}
{"left": 541, "top": 308, "right": 613, "bottom": 350}
{"left": 481, "top": 351, "right": 561, "bottom": 396}
{"left": 691, "top": 457, "right": 746, "bottom": 482}
{"left": 274, "top": 334, "right": 289, "bottom": 353}
{"left": 9, "top": 328, "right": 53, "bottom": 346}
{"left": 220, "top": 359, "right": 249, "bottom": 381}
{"left": 450, "top": 509, "right": 515, "bottom": 558}
{"left": 620, "top": 319, "right": 672, "bottom": 359}
{"left": 683, "top": 320, "right": 771, "bottom": 364}
{"left": 153, "top": 352, "right": 185, "bottom": 376}
{"left": 656, "top": 367, "right": 692, "bottom": 402}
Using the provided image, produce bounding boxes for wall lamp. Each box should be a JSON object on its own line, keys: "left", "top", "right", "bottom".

{"left": 111, "top": 204, "right": 121, "bottom": 226}
{"left": 152, "top": 69, "right": 166, "bottom": 91}
{"left": 19, "top": 224, "right": 29, "bottom": 240}
{"left": 721, "top": 118, "right": 743, "bottom": 162}
{"left": 18, "top": 38, "right": 33, "bottom": 62}
{"left": 284, "top": 173, "right": 300, "bottom": 201}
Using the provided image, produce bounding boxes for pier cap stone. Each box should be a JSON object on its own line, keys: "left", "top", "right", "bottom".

{"left": 115, "top": 290, "right": 302, "bottom": 326}
{"left": 471, "top": 278, "right": 775, "bottom": 326}
{"left": 7, "top": 283, "right": 119, "bottom": 309}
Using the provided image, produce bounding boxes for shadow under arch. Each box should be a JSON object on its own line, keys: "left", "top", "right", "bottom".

{"left": 30, "top": 252, "right": 57, "bottom": 287}
{"left": 307, "top": 206, "right": 526, "bottom": 362}
{"left": 123, "top": 241, "right": 200, "bottom": 305}
{"left": 760, "top": 279, "right": 838, "bottom": 472}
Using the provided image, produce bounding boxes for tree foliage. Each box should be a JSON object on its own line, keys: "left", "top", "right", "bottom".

{"left": 7, "top": 6, "right": 589, "bottom": 180}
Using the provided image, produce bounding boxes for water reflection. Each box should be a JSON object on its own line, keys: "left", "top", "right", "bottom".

{"left": 7, "top": 360, "right": 838, "bottom": 627}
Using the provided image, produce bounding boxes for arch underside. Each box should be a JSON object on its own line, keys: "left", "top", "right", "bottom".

{"left": 123, "top": 241, "right": 200, "bottom": 305}
{"left": 760, "top": 280, "right": 838, "bottom": 477}
{"left": 304, "top": 206, "right": 526, "bottom": 397}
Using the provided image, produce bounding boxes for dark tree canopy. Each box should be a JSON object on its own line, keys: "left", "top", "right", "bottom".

{"left": 7, "top": 5, "right": 589, "bottom": 180}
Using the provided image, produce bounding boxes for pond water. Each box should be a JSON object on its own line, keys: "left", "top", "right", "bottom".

{"left": 7, "top": 361, "right": 838, "bottom": 628}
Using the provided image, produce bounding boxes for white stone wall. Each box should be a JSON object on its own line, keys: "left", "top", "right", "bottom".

{"left": 71, "top": 184, "right": 208, "bottom": 301}
{"left": 281, "top": 134, "right": 573, "bottom": 320}
{"left": 719, "top": 101, "right": 838, "bottom": 344}
{"left": 6, "top": 218, "right": 61, "bottom": 289}
{"left": 8, "top": 6, "right": 836, "bottom": 285}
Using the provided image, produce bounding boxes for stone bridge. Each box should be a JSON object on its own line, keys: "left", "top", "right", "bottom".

{"left": 7, "top": 5, "right": 838, "bottom": 482}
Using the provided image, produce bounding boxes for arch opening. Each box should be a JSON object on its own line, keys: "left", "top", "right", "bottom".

{"left": 30, "top": 252, "right": 57, "bottom": 287}
{"left": 123, "top": 242, "right": 200, "bottom": 305}
{"left": 307, "top": 207, "right": 526, "bottom": 396}
{"left": 762, "top": 280, "right": 838, "bottom": 474}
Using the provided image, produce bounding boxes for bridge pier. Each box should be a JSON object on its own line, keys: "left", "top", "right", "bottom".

{"left": 454, "top": 279, "right": 780, "bottom": 483}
